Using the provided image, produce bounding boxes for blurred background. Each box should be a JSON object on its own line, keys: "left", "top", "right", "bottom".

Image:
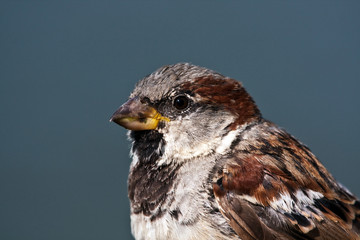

{"left": 1, "top": 1, "right": 359, "bottom": 239}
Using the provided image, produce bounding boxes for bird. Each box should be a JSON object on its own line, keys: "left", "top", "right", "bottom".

{"left": 110, "top": 63, "right": 360, "bottom": 240}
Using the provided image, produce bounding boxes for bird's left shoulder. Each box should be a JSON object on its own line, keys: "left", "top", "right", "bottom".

{"left": 211, "top": 122, "right": 360, "bottom": 239}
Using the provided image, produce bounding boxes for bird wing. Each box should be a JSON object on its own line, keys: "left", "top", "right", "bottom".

{"left": 212, "top": 131, "right": 360, "bottom": 240}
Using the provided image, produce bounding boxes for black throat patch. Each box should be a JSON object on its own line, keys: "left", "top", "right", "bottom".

{"left": 128, "top": 130, "right": 181, "bottom": 218}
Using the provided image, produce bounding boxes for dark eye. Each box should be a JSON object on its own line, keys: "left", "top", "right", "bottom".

{"left": 173, "top": 95, "right": 189, "bottom": 110}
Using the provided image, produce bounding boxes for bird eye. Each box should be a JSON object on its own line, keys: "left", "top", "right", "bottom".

{"left": 173, "top": 95, "right": 189, "bottom": 110}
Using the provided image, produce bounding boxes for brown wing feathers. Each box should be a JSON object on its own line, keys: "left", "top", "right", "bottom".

{"left": 213, "top": 126, "right": 360, "bottom": 239}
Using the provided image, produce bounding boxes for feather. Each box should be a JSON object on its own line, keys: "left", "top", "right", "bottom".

{"left": 213, "top": 123, "right": 360, "bottom": 239}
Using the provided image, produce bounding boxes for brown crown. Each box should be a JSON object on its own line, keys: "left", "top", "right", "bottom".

{"left": 182, "top": 76, "right": 261, "bottom": 129}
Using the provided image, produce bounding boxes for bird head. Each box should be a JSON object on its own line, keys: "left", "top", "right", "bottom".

{"left": 111, "top": 63, "right": 261, "bottom": 161}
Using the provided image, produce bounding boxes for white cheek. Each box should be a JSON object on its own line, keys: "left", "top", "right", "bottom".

{"left": 160, "top": 114, "right": 236, "bottom": 163}
{"left": 161, "top": 131, "right": 216, "bottom": 162}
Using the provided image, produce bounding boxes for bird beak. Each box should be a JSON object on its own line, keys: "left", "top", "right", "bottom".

{"left": 110, "top": 97, "right": 169, "bottom": 130}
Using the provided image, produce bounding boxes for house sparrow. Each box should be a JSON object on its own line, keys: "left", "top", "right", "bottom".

{"left": 110, "top": 63, "right": 360, "bottom": 240}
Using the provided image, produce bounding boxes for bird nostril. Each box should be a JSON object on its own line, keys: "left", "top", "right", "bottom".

{"left": 141, "top": 97, "right": 151, "bottom": 105}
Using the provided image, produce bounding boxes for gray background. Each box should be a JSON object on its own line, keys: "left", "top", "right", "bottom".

{"left": 1, "top": 1, "right": 359, "bottom": 239}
